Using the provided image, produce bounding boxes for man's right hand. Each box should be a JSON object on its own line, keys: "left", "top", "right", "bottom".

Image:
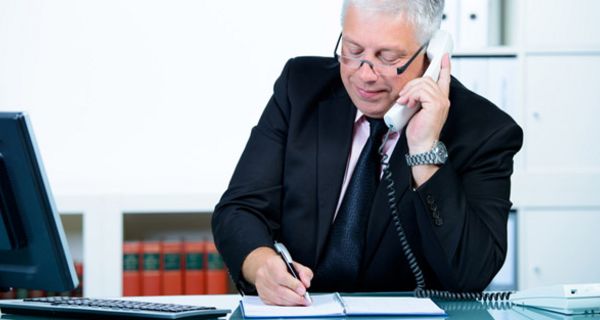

{"left": 241, "top": 246, "right": 313, "bottom": 306}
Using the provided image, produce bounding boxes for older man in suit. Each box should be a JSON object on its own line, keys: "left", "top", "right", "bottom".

{"left": 212, "top": 0, "right": 523, "bottom": 306}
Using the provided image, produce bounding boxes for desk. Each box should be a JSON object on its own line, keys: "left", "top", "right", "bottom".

{"left": 1, "top": 294, "right": 599, "bottom": 320}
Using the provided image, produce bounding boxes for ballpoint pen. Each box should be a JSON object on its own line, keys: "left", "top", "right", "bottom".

{"left": 274, "top": 241, "right": 312, "bottom": 304}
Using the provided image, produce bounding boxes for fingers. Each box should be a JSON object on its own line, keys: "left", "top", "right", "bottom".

{"left": 255, "top": 255, "right": 310, "bottom": 306}
{"left": 398, "top": 53, "right": 451, "bottom": 107}
{"left": 260, "top": 285, "right": 307, "bottom": 306}
{"left": 437, "top": 53, "right": 452, "bottom": 97}
{"left": 397, "top": 78, "right": 443, "bottom": 109}
{"left": 293, "top": 261, "right": 314, "bottom": 289}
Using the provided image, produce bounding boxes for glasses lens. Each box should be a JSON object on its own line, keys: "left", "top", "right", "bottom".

{"left": 339, "top": 56, "right": 358, "bottom": 68}
{"left": 340, "top": 55, "right": 397, "bottom": 77}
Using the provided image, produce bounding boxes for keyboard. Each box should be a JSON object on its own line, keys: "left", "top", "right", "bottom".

{"left": 0, "top": 296, "right": 231, "bottom": 319}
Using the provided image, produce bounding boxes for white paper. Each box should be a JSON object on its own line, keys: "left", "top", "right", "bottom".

{"left": 343, "top": 296, "right": 446, "bottom": 316}
{"left": 240, "top": 294, "right": 446, "bottom": 318}
{"left": 240, "top": 294, "right": 343, "bottom": 318}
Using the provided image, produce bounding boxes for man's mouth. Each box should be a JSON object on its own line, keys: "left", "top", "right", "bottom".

{"left": 356, "top": 86, "right": 386, "bottom": 100}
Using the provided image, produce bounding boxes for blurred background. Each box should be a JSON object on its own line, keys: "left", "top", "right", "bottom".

{"left": 0, "top": 0, "right": 598, "bottom": 298}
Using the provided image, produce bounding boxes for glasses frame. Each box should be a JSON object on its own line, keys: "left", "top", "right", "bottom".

{"left": 333, "top": 32, "right": 428, "bottom": 76}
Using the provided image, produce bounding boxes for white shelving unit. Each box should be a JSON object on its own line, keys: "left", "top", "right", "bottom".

{"left": 20, "top": 0, "right": 600, "bottom": 297}
{"left": 57, "top": 194, "right": 221, "bottom": 297}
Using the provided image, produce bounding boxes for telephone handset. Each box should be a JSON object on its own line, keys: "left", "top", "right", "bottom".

{"left": 383, "top": 30, "right": 453, "bottom": 132}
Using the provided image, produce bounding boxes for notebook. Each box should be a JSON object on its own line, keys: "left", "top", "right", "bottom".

{"left": 240, "top": 293, "right": 446, "bottom": 318}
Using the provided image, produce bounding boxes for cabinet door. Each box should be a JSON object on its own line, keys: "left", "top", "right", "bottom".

{"left": 525, "top": 55, "right": 600, "bottom": 172}
{"left": 519, "top": 209, "right": 600, "bottom": 289}
{"left": 524, "top": 0, "right": 600, "bottom": 48}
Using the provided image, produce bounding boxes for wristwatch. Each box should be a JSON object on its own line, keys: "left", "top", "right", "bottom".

{"left": 405, "top": 141, "right": 448, "bottom": 166}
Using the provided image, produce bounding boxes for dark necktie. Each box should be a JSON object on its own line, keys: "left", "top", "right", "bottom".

{"left": 315, "top": 117, "right": 388, "bottom": 292}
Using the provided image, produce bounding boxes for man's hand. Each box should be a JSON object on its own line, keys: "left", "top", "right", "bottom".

{"left": 396, "top": 53, "right": 451, "bottom": 187}
{"left": 397, "top": 53, "right": 452, "bottom": 155}
{"left": 242, "top": 246, "right": 313, "bottom": 306}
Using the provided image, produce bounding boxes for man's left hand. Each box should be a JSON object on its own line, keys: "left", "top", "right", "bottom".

{"left": 397, "top": 53, "right": 452, "bottom": 155}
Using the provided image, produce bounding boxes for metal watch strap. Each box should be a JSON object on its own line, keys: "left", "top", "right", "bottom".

{"left": 405, "top": 141, "right": 448, "bottom": 166}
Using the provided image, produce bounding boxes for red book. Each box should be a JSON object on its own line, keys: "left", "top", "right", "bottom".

{"left": 73, "top": 262, "right": 84, "bottom": 297}
{"left": 123, "top": 241, "right": 142, "bottom": 296}
{"left": 141, "top": 241, "right": 161, "bottom": 296}
{"left": 28, "top": 290, "right": 46, "bottom": 298}
{"left": 0, "top": 289, "right": 16, "bottom": 300}
{"left": 183, "top": 241, "right": 205, "bottom": 294}
{"left": 161, "top": 241, "right": 183, "bottom": 295}
{"left": 205, "top": 241, "right": 228, "bottom": 294}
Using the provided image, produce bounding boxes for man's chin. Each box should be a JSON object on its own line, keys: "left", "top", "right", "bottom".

{"left": 355, "top": 101, "right": 394, "bottom": 119}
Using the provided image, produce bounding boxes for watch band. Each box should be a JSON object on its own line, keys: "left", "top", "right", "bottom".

{"left": 405, "top": 141, "right": 448, "bottom": 167}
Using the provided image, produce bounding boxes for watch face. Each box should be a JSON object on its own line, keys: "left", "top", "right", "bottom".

{"left": 435, "top": 142, "right": 448, "bottom": 163}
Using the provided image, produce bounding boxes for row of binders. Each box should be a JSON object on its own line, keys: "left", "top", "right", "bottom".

{"left": 0, "top": 262, "right": 84, "bottom": 299}
{"left": 442, "top": 0, "right": 503, "bottom": 48}
{"left": 123, "top": 240, "right": 230, "bottom": 296}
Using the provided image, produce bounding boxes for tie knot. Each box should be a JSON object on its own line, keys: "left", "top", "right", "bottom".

{"left": 366, "top": 117, "right": 388, "bottom": 140}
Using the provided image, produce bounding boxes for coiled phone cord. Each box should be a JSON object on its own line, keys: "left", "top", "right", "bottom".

{"left": 378, "top": 131, "right": 513, "bottom": 304}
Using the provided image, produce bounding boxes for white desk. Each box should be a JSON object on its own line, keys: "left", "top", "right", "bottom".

{"left": 124, "top": 294, "right": 600, "bottom": 319}
{"left": 4, "top": 294, "right": 600, "bottom": 319}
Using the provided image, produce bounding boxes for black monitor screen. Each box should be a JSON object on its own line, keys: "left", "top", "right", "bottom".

{"left": 0, "top": 112, "right": 78, "bottom": 292}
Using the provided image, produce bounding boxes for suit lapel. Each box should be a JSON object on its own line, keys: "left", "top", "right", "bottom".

{"left": 363, "top": 131, "right": 412, "bottom": 266}
{"left": 315, "top": 94, "right": 355, "bottom": 264}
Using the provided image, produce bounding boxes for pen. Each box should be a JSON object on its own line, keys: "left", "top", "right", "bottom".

{"left": 274, "top": 241, "right": 312, "bottom": 304}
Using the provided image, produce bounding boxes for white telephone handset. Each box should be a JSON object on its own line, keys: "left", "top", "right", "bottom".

{"left": 383, "top": 30, "right": 453, "bottom": 132}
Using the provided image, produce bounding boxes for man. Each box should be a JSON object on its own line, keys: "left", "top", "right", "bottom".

{"left": 212, "top": 0, "right": 523, "bottom": 306}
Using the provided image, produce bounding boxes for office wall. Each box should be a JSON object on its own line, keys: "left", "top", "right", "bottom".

{"left": 1, "top": 0, "right": 599, "bottom": 296}
{"left": 0, "top": 0, "right": 343, "bottom": 196}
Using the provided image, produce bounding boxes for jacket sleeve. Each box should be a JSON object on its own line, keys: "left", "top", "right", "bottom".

{"left": 412, "top": 122, "right": 523, "bottom": 292}
{"left": 211, "top": 59, "right": 294, "bottom": 290}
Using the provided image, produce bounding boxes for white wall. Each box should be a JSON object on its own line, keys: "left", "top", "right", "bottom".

{"left": 2, "top": 0, "right": 600, "bottom": 295}
{"left": 0, "top": 0, "right": 343, "bottom": 196}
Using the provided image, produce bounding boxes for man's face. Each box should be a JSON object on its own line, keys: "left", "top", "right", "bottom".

{"left": 340, "top": 5, "right": 427, "bottom": 118}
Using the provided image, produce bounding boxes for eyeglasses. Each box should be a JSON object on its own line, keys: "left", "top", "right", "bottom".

{"left": 333, "top": 33, "right": 427, "bottom": 77}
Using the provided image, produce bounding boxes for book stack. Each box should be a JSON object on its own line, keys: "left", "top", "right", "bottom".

{"left": 0, "top": 261, "right": 84, "bottom": 299}
{"left": 122, "top": 240, "right": 229, "bottom": 296}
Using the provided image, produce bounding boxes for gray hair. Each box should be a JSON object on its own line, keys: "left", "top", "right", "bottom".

{"left": 341, "top": 0, "right": 445, "bottom": 45}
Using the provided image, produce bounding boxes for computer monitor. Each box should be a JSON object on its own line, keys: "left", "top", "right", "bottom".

{"left": 0, "top": 112, "right": 78, "bottom": 292}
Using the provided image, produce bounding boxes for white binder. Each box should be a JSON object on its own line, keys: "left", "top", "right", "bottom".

{"left": 440, "top": 0, "right": 460, "bottom": 46}
{"left": 458, "top": 0, "right": 501, "bottom": 48}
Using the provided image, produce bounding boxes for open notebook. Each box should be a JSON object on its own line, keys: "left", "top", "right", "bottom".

{"left": 240, "top": 293, "right": 446, "bottom": 318}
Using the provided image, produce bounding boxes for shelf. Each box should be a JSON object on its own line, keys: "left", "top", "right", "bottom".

{"left": 523, "top": 47, "right": 600, "bottom": 56}
{"left": 55, "top": 193, "right": 222, "bottom": 214}
{"left": 453, "top": 46, "right": 519, "bottom": 58}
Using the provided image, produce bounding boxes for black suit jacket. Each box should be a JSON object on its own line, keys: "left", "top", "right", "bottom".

{"left": 212, "top": 56, "right": 523, "bottom": 293}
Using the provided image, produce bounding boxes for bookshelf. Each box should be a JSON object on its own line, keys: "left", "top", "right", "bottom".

{"left": 38, "top": 0, "right": 600, "bottom": 297}
{"left": 55, "top": 194, "right": 227, "bottom": 297}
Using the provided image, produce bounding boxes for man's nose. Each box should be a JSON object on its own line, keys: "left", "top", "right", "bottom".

{"left": 357, "top": 60, "right": 379, "bottom": 81}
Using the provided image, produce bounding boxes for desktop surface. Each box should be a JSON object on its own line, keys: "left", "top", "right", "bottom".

{"left": 2, "top": 293, "right": 600, "bottom": 320}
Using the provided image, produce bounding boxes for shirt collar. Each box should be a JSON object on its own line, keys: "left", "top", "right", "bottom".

{"left": 355, "top": 109, "right": 399, "bottom": 136}
{"left": 355, "top": 110, "right": 364, "bottom": 123}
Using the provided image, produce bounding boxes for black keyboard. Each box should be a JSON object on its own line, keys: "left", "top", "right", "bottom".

{"left": 0, "top": 296, "right": 231, "bottom": 319}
